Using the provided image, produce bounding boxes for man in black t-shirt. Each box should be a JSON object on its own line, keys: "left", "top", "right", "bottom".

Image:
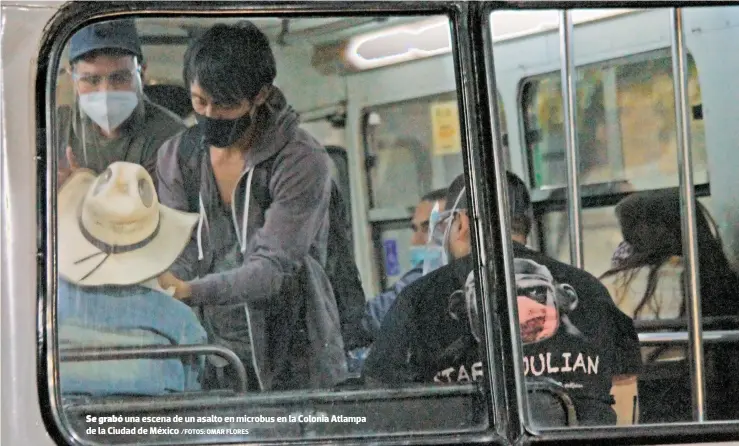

{"left": 363, "top": 172, "right": 641, "bottom": 426}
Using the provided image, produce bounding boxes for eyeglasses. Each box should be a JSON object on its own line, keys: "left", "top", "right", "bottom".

{"left": 410, "top": 219, "right": 430, "bottom": 234}
{"left": 72, "top": 67, "right": 140, "bottom": 89}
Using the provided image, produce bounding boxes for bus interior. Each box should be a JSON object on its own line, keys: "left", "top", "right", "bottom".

{"left": 4, "top": 1, "right": 739, "bottom": 445}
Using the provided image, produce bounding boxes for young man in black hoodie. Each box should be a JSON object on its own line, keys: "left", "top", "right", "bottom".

{"left": 363, "top": 172, "right": 641, "bottom": 425}
{"left": 156, "top": 22, "right": 344, "bottom": 391}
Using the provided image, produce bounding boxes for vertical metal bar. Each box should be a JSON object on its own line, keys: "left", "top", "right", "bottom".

{"left": 670, "top": 7, "right": 706, "bottom": 422}
{"left": 559, "top": 10, "right": 584, "bottom": 269}
{"left": 483, "top": 10, "right": 527, "bottom": 440}
{"left": 603, "top": 68, "right": 625, "bottom": 176}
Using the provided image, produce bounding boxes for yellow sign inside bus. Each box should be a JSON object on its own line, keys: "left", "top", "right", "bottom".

{"left": 431, "top": 100, "right": 461, "bottom": 155}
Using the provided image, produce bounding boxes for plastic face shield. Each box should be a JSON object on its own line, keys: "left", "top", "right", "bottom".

{"left": 423, "top": 186, "right": 466, "bottom": 275}
{"left": 71, "top": 60, "right": 144, "bottom": 167}
{"left": 422, "top": 201, "right": 447, "bottom": 275}
{"left": 440, "top": 186, "right": 467, "bottom": 255}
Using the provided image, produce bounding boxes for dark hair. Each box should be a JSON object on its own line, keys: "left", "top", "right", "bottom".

{"left": 506, "top": 171, "right": 532, "bottom": 238}
{"left": 446, "top": 175, "right": 467, "bottom": 210}
{"left": 600, "top": 189, "right": 739, "bottom": 319}
{"left": 422, "top": 188, "right": 447, "bottom": 203}
{"left": 183, "top": 22, "right": 276, "bottom": 106}
{"left": 444, "top": 172, "right": 532, "bottom": 237}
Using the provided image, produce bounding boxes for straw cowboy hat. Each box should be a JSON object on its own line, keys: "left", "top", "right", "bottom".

{"left": 58, "top": 161, "right": 198, "bottom": 286}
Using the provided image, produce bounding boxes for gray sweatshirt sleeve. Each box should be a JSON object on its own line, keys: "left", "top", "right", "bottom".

{"left": 187, "top": 145, "right": 332, "bottom": 306}
{"left": 156, "top": 133, "right": 200, "bottom": 281}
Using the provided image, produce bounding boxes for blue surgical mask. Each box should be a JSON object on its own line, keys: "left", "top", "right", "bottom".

{"left": 409, "top": 244, "right": 445, "bottom": 272}
{"left": 409, "top": 245, "right": 427, "bottom": 268}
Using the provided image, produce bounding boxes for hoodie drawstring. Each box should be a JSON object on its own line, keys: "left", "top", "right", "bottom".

{"left": 197, "top": 167, "right": 254, "bottom": 261}
{"left": 231, "top": 168, "right": 255, "bottom": 254}
{"left": 197, "top": 194, "right": 206, "bottom": 261}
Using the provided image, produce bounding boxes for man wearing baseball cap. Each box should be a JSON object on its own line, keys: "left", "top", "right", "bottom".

{"left": 57, "top": 19, "right": 184, "bottom": 186}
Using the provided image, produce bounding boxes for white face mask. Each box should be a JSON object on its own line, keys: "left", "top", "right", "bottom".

{"left": 78, "top": 91, "right": 139, "bottom": 133}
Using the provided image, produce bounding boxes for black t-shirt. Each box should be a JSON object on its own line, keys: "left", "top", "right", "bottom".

{"left": 362, "top": 252, "right": 482, "bottom": 385}
{"left": 363, "top": 242, "right": 641, "bottom": 425}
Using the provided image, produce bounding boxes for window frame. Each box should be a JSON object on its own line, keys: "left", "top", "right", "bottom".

{"left": 34, "top": 2, "right": 739, "bottom": 445}
{"left": 360, "top": 89, "right": 509, "bottom": 298}
{"left": 38, "top": 2, "right": 510, "bottom": 446}
{"left": 483, "top": 3, "right": 739, "bottom": 444}
{"left": 516, "top": 40, "right": 712, "bottom": 277}
{"left": 519, "top": 48, "right": 708, "bottom": 202}
{"left": 515, "top": 45, "right": 713, "bottom": 287}
{"left": 361, "top": 90, "right": 508, "bottom": 211}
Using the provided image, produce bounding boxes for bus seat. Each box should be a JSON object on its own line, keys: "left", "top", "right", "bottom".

{"left": 59, "top": 344, "right": 248, "bottom": 396}
{"left": 143, "top": 84, "right": 193, "bottom": 119}
{"left": 637, "top": 359, "right": 691, "bottom": 423}
{"left": 526, "top": 377, "right": 578, "bottom": 428}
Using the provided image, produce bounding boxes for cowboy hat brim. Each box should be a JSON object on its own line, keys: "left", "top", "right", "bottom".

{"left": 58, "top": 169, "right": 199, "bottom": 287}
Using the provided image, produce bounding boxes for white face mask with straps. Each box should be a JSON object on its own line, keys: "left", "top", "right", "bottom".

{"left": 423, "top": 186, "right": 467, "bottom": 274}
{"left": 79, "top": 91, "right": 139, "bottom": 134}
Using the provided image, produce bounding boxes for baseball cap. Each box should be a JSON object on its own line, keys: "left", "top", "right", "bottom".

{"left": 69, "top": 19, "right": 143, "bottom": 63}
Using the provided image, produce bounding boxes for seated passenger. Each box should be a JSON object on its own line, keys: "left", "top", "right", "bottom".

{"left": 346, "top": 189, "right": 447, "bottom": 374}
{"left": 156, "top": 22, "right": 345, "bottom": 391}
{"left": 363, "top": 172, "right": 641, "bottom": 426}
{"left": 57, "top": 162, "right": 206, "bottom": 396}
{"left": 363, "top": 188, "right": 447, "bottom": 338}
{"left": 600, "top": 189, "right": 739, "bottom": 421}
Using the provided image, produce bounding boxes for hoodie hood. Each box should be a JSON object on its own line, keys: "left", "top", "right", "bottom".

{"left": 243, "top": 87, "right": 300, "bottom": 169}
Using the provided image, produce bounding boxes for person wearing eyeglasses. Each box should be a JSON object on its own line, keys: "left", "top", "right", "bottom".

{"left": 343, "top": 189, "right": 448, "bottom": 375}
{"left": 362, "top": 188, "right": 448, "bottom": 339}
{"left": 363, "top": 172, "right": 641, "bottom": 426}
{"left": 56, "top": 19, "right": 185, "bottom": 186}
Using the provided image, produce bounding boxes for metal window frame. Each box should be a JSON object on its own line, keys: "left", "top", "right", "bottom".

{"left": 519, "top": 48, "right": 706, "bottom": 203}
{"left": 34, "top": 1, "right": 739, "bottom": 445}
{"left": 481, "top": 2, "right": 739, "bottom": 444}
{"left": 37, "top": 2, "right": 508, "bottom": 446}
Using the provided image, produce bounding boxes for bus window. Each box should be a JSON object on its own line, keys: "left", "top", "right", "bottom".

{"left": 364, "top": 92, "right": 462, "bottom": 211}
{"left": 520, "top": 48, "right": 709, "bottom": 281}
{"left": 538, "top": 196, "right": 714, "bottom": 279}
{"left": 522, "top": 49, "right": 706, "bottom": 190}
{"left": 47, "top": 12, "right": 496, "bottom": 446}
{"left": 363, "top": 91, "right": 507, "bottom": 289}
{"left": 503, "top": 5, "right": 739, "bottom": 432}
{"left": 364, "top": 92, "right": 507, "bottom": 210}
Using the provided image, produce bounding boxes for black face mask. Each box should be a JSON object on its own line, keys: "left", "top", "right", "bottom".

{"left": 195, "top": 111, "right": 252, "bottom": 148}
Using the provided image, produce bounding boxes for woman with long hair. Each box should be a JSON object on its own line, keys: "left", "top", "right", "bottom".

{"left": 601, "top": 188, "right": 739, "bottom": 422}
